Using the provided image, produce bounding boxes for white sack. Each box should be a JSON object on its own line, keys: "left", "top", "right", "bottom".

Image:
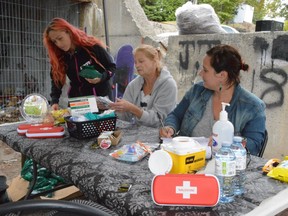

{"left": 175, "top": 2, "right": 226, "bottom": 35}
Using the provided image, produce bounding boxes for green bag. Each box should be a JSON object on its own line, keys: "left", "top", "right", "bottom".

{"left": 79, "top": 65, "right": 102, "bottom": 79}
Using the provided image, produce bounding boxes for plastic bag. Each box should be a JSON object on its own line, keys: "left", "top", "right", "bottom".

{"left": 21, "top": 159, "right": 66, "bottom": 197}
{"left": 267, "top": 156, "right": 288, "bottom": 183}
{"left": 110, "top": 142, "right": 158, "bottom": 162}
{"left": 79, "top": 65, "right": 102, "bottom": 79}
{"left": 175, "top": 2, "right": 226, "bottom": 35}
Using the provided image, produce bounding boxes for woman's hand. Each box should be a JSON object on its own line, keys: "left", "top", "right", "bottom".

{"left": 159, "top": 126, "right": 174, "bottom": 138}
{"left": 86, "top": 77, "right": 101, "bottom": 84}
{"left": 51, "top": 103, "right": 59, "bottom": 111}
{"left": 109, "top": 98, "right": 132, "bottom": 113}
{"left": 208, "top": 136, "right": 213, "bottom": 146}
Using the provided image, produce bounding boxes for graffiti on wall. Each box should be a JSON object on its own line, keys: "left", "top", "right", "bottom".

{"left": 178, "top": 40, "right": 221, "bottom": 83}
{"left": 176, "top": 36, "right": 288, "bottom": 109}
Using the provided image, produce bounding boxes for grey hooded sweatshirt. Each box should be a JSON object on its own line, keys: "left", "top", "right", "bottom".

{"left": 117, "top": 67, "right": 177, "bottom": 128}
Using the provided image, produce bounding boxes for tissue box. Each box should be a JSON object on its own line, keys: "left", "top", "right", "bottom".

{"left": 97, "top": 130, "right": 122, "bottom": 146}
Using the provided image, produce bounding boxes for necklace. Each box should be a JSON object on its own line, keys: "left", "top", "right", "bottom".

{"left": 143, "top": 82, "right": 154, "bottom": 96}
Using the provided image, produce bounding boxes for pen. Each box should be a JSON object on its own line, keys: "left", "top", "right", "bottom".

{"left": 157, "top": 112, "right": 166, "bottom": 146}
{"left": 157, "top": 112, "right": 165, "bottom": 129}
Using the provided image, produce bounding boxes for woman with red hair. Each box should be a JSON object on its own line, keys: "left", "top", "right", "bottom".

{"left": 43, "top": 18, "right": 116, "bottom": 110}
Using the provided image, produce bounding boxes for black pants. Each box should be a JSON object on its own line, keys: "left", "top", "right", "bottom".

{"left": 0, "top": 175, "right": 9, "bottom": 204}
{"left": 0, "top": 175, "right": 8, "bottom": 192}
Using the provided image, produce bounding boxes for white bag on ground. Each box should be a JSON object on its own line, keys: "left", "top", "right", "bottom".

{"left": 175, "top": 2, "right": 226, "bottom": 35}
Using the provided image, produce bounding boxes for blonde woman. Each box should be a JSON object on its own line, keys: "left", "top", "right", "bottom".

{"left": 110, "top": 44, "right": 177, "bottom": 128}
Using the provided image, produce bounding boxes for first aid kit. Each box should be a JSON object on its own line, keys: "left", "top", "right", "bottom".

{"left": 148, "top": 137, "right": 219, "bottom": 206}
{"left": 151, "top": 174, "right": 220, "bottom": 206}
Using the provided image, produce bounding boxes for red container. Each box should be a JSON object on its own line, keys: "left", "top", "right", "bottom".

{"left": 151, "top": 174, "right": 220, "bottom": 207}
{"left": 25, "top": 126, "right": 65, "bottom": 138}
{"left": 17, "top": 123, "right": 54, "bottom": 135}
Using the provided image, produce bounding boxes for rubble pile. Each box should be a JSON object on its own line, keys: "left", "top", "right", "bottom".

{"left": 0, "top": 96, "right": 22, "bottom": 124}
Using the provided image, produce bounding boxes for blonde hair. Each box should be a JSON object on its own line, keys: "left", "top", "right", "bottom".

{"left": 133, "top": 44, "right": 163, "bottom": 76}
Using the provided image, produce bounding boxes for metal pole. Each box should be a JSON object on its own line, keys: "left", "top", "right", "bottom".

{"left": 102, "top": 0, "right": 110, "bottom": 53}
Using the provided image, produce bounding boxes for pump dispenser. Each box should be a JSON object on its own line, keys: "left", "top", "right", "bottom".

{"left": 220, "top": 103, "right": 229, "bottom": 121}
{"left": 212, "top": 102, "right": 234, "bottom": 155}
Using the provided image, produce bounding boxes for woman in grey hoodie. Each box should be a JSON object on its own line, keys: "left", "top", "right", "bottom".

{"left": 110, "top": 44, "right": 177, "bottom": 128}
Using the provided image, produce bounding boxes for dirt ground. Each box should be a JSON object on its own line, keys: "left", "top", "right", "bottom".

{"left": 0, "top": 140, "right": 22, "bottom": 185}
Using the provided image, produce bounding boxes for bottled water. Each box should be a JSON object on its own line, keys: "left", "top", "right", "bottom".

{"left": 231, "top": 136, "right": 247, "bottom": 195}
{"left": 215, "top": 141, "right": 236, "bottom": 203}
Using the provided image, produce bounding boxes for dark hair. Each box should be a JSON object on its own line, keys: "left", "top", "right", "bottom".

{"left": 206, "top": 44, "right": 249, "bottom": 86}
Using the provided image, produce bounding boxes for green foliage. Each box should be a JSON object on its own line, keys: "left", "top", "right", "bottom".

{"left": 139, "top": 0, "right": 286, "bottom": 24}
{"left": 284, "top": 21, "right": 288, "bottom": 31}
{"left": 139, "top": 0, "right": 186, "bottom": 21}
{"left": 265, "top": 0, "right": 288, "bottom": 20}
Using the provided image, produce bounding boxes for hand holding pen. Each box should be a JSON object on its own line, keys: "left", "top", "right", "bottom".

{"left": 157, "top": 112, "right": 174, "bottom": 138}
{"left": 159, "top": 127, "right": 174, "bottom": 138}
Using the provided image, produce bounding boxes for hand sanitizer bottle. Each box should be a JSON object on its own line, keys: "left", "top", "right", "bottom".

{"left": 212, "top": 102, "right": 234, "bottom": 155}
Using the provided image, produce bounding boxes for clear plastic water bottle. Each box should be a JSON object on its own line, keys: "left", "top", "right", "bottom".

{"left": 231, "top": 136, "right": 247, "bottom": 195}
{"left": 215, "top": 141, "right": 236, "bottom": 203}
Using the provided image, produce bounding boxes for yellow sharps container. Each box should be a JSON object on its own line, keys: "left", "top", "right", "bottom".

{"left": 162, "top": 136, "right": 206, "bottom": 174}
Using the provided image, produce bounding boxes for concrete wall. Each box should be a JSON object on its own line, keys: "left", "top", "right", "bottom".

{"left": 83, "top": 0, "right": 156, "bottom": 57}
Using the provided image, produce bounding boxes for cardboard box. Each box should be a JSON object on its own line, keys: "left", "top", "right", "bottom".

{"left": 7, "top": 175, "right": 29, "bottom": 201}
{"left": 7, "top": 175, "right": 82, "bottom": 201}
{"left": 97, "top": 130, "right": 122, "bottom": 146}
{"left": 40, "top": 186, "right": 83, "bottom": 200}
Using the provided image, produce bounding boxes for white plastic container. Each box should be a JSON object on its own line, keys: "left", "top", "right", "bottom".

{"left": 212, "top": 102, "right": 234, "bottom": 155}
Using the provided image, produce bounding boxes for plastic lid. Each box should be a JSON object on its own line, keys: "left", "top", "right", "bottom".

{"left": 148, "top": 150, "right": 172, "bottom": 175}
{"left": 222, "top": 141, "right": 232, "bottom": 146}
{"left": 20, "top": 93, "right": 49, "bottom": 123}
{"left": 233, "top": 136, "right": 243, "bottom": 142}
{"left": 162, "top": 136, "right": 205, "bottom": 155}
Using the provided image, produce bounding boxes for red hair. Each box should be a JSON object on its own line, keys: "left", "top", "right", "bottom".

{"left": 43, "top": 18, "right": 105, "bottom": 86}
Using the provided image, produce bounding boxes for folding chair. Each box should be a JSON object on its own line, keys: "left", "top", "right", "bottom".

{"left": 258, "top": 129, "right": 268, "bottom": 158}
{"left": 112, "top": 44, "right": 135, "bottom": 101}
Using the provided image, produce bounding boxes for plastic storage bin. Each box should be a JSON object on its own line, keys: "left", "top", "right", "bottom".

{"left": 64, "top": 116, "right": 116, "bottom": 139}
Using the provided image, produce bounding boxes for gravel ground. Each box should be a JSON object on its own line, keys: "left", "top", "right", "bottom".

{"left": 0, "top": 140, "right": 22, "bottom": 185}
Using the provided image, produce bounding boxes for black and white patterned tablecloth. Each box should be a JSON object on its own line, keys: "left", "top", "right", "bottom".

{"left": 0, "top": 121, "right": 286, "bottom": 216}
